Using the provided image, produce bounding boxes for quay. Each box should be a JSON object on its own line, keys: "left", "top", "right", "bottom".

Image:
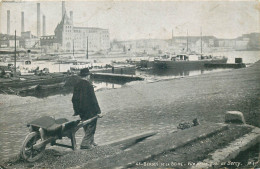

{"left": 0, "top": 61, "right": 259, "bottom": 168}
{"left": 204, "top": 63, "right": 246, "bottom": 69}
{"left": 92, "top": 73, "right": 144, "bottom": 82}
{"left": 90, "top": 65, "right": 136, "bottom": 75}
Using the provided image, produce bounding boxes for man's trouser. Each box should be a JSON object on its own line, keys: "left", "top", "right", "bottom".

{"left": 80, "top": 118, "right": 97, "bottom": 148}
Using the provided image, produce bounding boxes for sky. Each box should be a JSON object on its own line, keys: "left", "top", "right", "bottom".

{"left": 0, "top": 0, "right": 259, "bottom": 40}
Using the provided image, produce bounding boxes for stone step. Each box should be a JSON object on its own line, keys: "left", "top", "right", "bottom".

{"left": 194, "top": 126, "right": 260, "bottom": 168}
{"left": 80, "top": 123, "right": 228, "bottom": 169}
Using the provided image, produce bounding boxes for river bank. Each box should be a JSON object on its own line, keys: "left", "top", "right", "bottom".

{"left": 0, "top": 61, "right": 259, "bottom": 165}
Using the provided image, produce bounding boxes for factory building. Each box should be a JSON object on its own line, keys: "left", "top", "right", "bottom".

{"left": 54, "top": 6, "right": 110, "bottom": 52}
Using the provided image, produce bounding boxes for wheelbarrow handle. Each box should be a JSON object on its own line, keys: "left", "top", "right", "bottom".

{"left": 74, "top": 115, "right": 100, "bottom": 132}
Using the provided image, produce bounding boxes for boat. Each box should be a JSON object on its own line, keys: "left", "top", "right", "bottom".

{"left": 18, "top": 82, "right": 68, "bottom": 98}
{"left": 17, "top": 60, "right": 39, "bottom": 75}
{"left": 153, "top": 53, "right": 228, "bottom": 70}
{"left": 153, "top": 29, "right": 228, "bottom": 70}
{"left": 35, "top": 82, "right": 65, "bottom": 90}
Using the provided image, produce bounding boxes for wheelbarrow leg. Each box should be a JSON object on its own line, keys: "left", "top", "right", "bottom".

{"left": 70, "top": 132, "right": 77, "bottom": 150}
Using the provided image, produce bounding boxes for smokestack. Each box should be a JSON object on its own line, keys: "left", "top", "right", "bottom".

{"left": 21, "top": 12, "right": 24, "bottom": 33}
{"left": 37, "top": 3, "right": 41, "bottom": 37}
{"left": 7, "top": 10, "right": 10, "bottom": 35}
{"left": 42, "top": 15, "right": 46, "bottom": 36}
{"left": 62, "top": 1, "right": 65, "bottom": 18}
{"left": 70, "top": 11, "right": 73, "bottom": 24}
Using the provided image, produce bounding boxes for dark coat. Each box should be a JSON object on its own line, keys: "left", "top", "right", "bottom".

{"left": 72, "top": 79, "right": 101, "bottom": 120}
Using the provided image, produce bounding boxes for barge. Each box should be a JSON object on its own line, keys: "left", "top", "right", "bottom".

{"left": 153, "top": 54, "right": 228, "bottom": 70}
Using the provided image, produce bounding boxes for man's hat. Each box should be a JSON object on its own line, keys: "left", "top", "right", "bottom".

{"left": 79, "top": 68, "right": 91, "bottom": 77}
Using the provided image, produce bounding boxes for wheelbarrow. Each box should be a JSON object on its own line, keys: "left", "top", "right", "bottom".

{"left": 20, "top": 115, "right": 100, "bottom": 162}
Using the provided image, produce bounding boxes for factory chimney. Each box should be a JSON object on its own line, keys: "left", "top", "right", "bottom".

{"left": 42, "top": 15, "right": 46, "bottom": 36}
{"left": 37, "top": 3, "right": 41, "bottom": 37}
{"left": 70, "top": 11, "right": 73, "bottom": 24}
{"left": 21, "top": 12, "right": 24, "bottom": 33}
{"left": 62, "top": 1, "right": 65, "bottom": 18}
{"left": 7, "top": 10, "right": 10, "bottom": 35}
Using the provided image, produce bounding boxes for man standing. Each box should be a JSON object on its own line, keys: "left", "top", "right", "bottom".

{"left": 72, "top": 68, "right": 101, "bottom": 149}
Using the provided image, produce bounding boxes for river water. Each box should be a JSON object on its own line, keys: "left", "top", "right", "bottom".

{"left": 2, "top": 51, "right": 260, "bottom": 97}
{"left": 11, "top": 51, "right": 260, "bottom": 73}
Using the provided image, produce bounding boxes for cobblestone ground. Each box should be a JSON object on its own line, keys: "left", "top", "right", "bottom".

{"left": 0, "top": 62, "right": 259, "bottom": 162}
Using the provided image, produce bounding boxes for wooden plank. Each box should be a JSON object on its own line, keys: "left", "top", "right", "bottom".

{"left": 100, "top": 130, "right": 157, "bottom": 147}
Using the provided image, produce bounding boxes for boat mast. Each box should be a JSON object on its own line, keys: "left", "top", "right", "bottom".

{"left": 73, "top": 39, "right": 74, "bottom": 57}
{"left": 200, "top": 27, "right": 202, "bottom": 56}
{"left": 86, "top": 36, "right": 88, "bottom": 59}
{"left": 14, "top": 30, "right": 17, "bottom": 77}
{"left": 186, "top": 30, "right": 189, "bottom": 53}
{"left": 172, "top": 29, "right": 174, "bottom": 45}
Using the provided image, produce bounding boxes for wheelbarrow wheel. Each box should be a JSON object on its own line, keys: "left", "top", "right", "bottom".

{"left": 20, "top": 132, "right": 46, "bottom": 162}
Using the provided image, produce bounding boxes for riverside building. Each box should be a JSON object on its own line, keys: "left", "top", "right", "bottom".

{"left": 54, "top": 9, "right": 110, "bottom": 53}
